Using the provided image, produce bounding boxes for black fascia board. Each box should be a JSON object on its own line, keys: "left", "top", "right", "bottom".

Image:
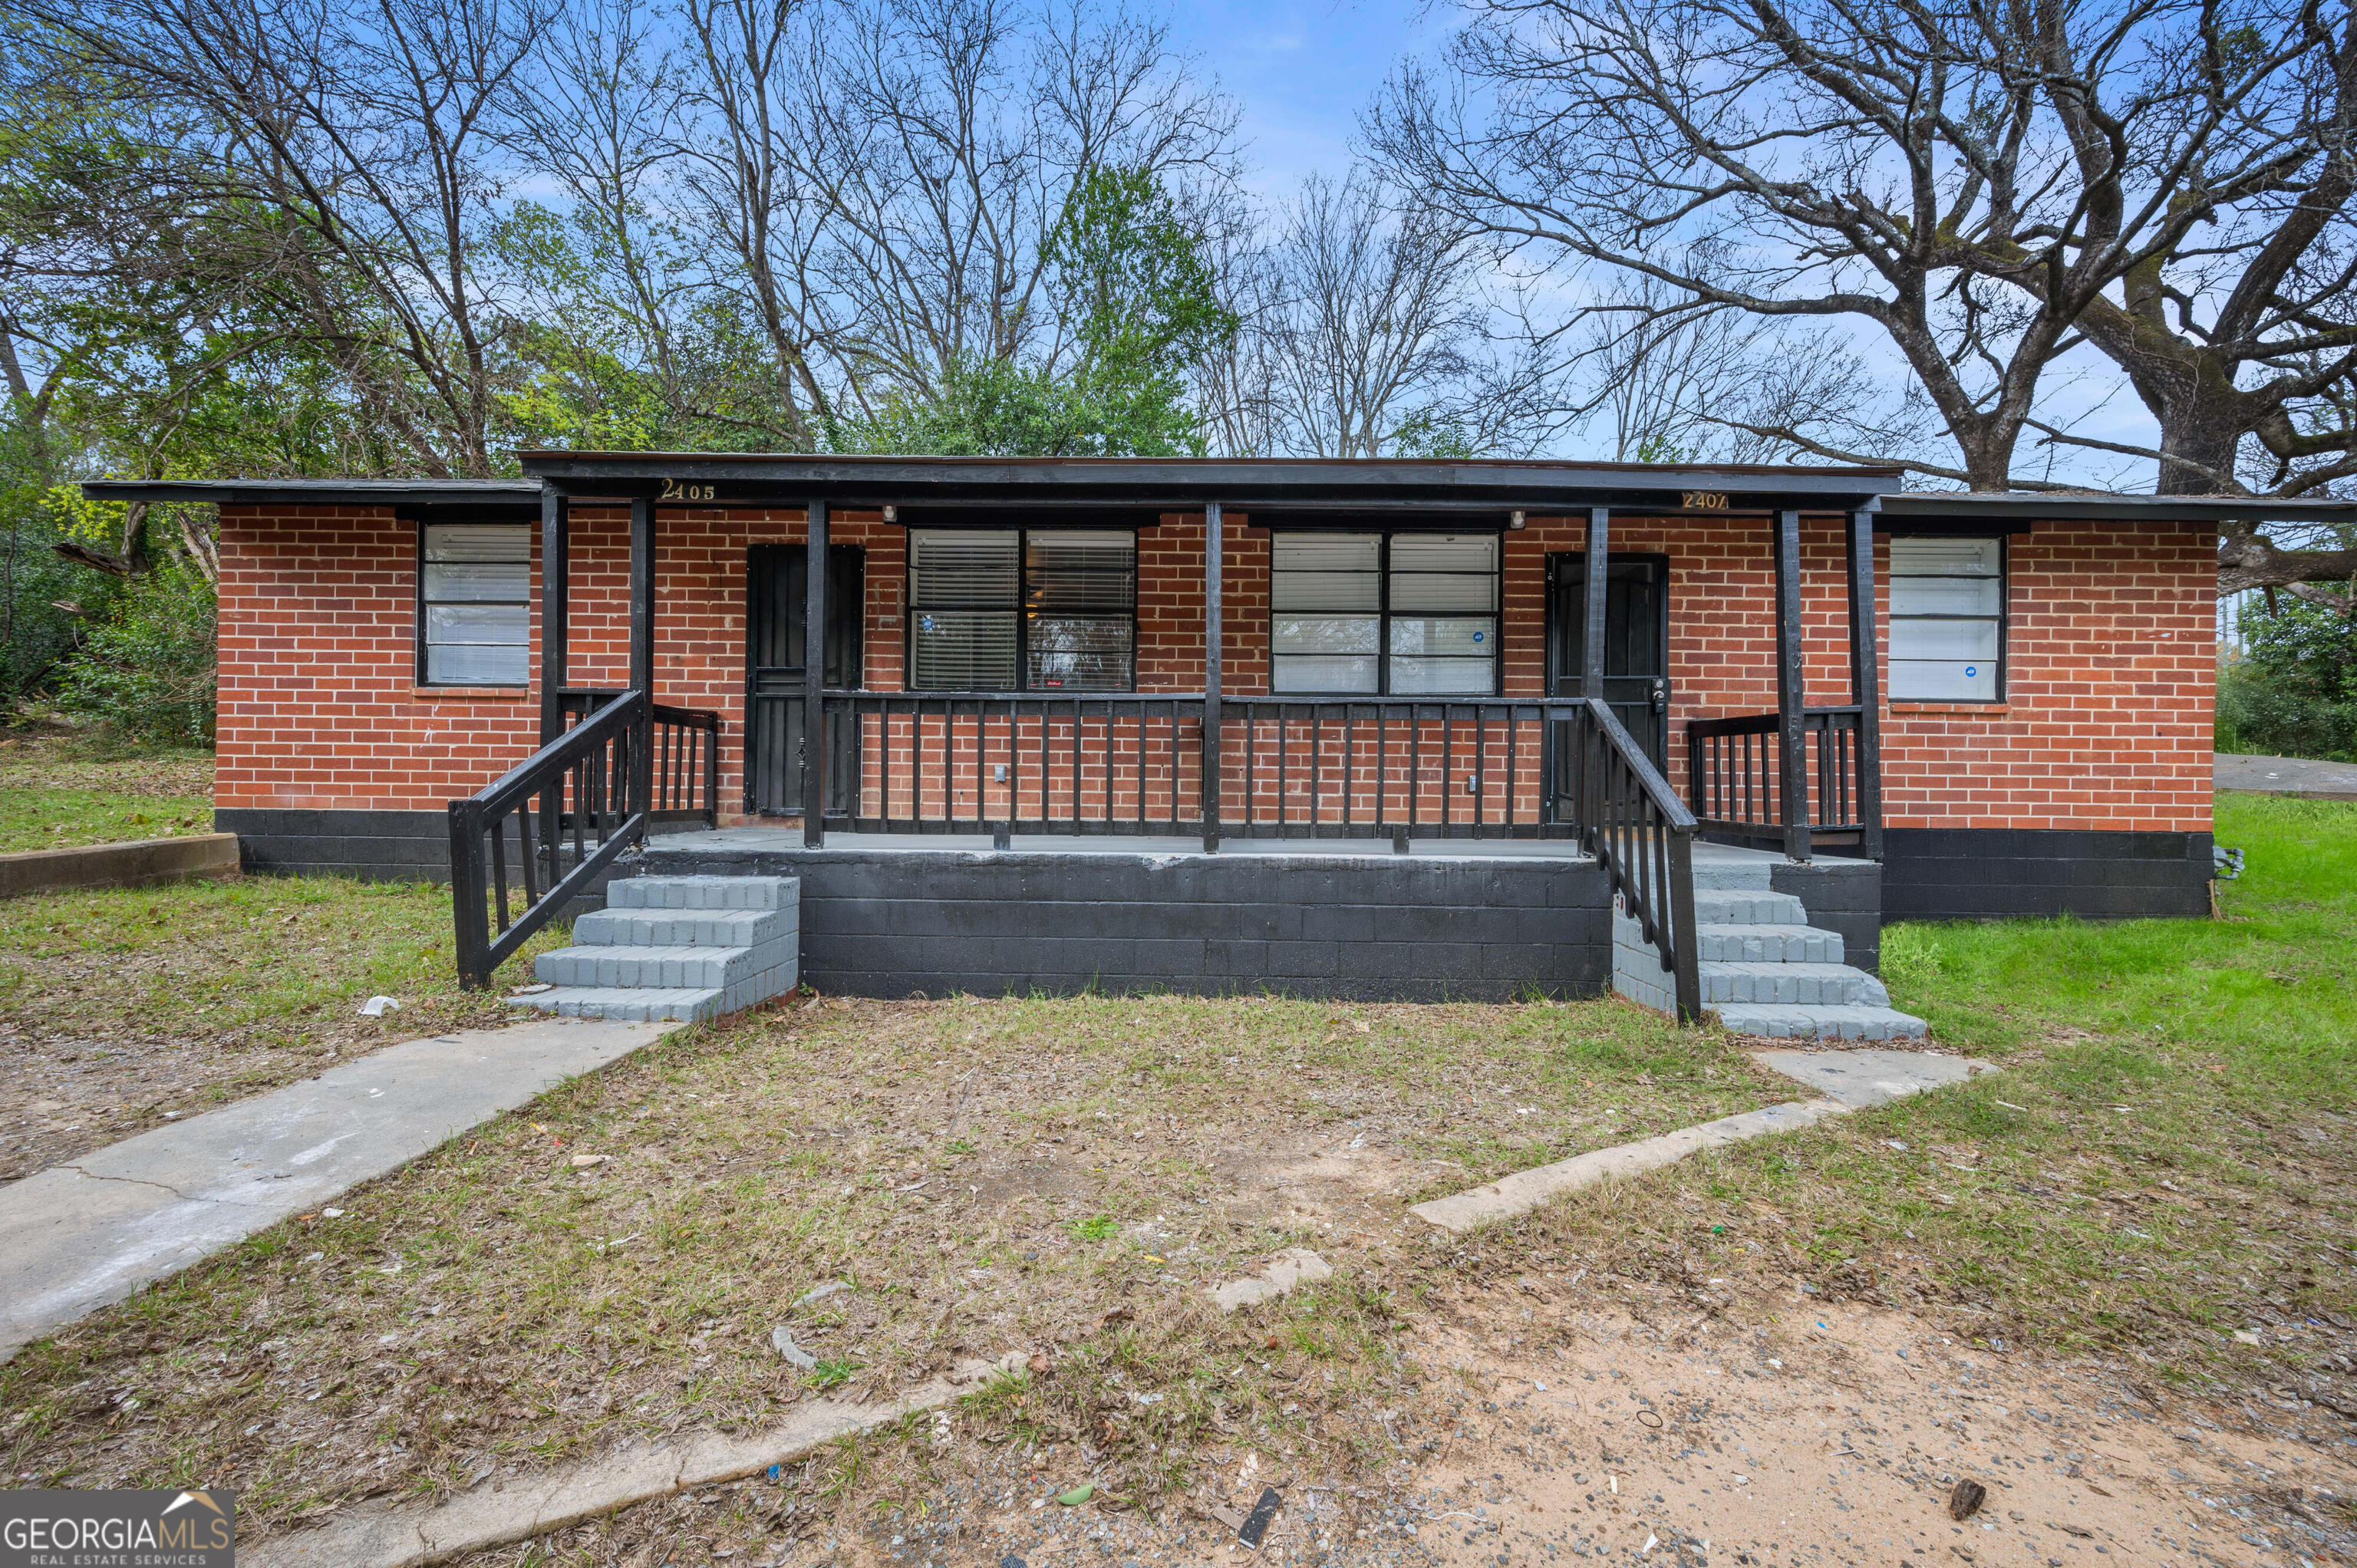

{"left": 1879, "top": 490, "right": 2357, "bottom": 526}
{"left": 516, "top": 452, "right": 1898, "bottom": 512}
{"left": 79, "top": 478, "right": 541, "bottom": 514}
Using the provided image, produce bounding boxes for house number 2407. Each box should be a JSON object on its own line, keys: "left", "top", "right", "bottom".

{"left": 659, "top": 478, "right": 717, "bottom": 502}
{"left": 1680, "top": 490, "right": 1728, "bottom": 509}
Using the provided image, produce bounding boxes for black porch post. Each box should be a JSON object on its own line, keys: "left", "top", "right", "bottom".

{"left": 803, "top": 499, "right": 829, "bottom": 848}
{"left": 1772, "top": 508, "right": 1811, "bottom": 861}
{"left": 1845, "top": 506, "right": 1885, "bottom": 861}
{"left": 1582, "top": 507, "right": 1610, "bottom": 695}
{"left": 628, "top": 495, "right": 656, "bottom": 816}
{"left": 538, "top": 484, "right": 569, "bottom": 746}
{"left": 1202, "top": 500, "right": 1222, "bottom": 854}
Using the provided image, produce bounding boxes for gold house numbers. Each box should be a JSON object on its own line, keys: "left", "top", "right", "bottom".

{"left": 1680, "top": 490, "right": 1729, "bottom": 509}
{"left": 659, "top": 478, "right": 717, "bottom": 502}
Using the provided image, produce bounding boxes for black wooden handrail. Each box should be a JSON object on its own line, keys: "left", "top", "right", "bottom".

{"left": 1686, "top": 705, "right": 1875, "bottom": 852}
{"left": 450, "top": 689, "right": 646, "bottom": 988}
{"left": 1570, "top": 697, "right": 1702, "bottom": 1022}
{"left": 449, "top": 690, "right": 724, "bottom": 988}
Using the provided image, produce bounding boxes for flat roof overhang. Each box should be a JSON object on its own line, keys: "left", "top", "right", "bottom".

{"left": 77, "top": 463, "right": 2357, "bottom": 531}
{"left": 512, "top": 451, "right": 1902, "bottom": 516}
{"left": 78, "top": 478, "right": 542, "bottom": 519}
{"left": 1879, "top": 490, "right": 2357, "bottom": 530}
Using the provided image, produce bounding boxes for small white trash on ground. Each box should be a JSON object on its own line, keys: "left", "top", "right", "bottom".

{"left": 358, "top": 995, "right": 401, "bottom": 1017}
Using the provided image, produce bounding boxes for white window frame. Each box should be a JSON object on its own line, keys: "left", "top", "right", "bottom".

{"left": 1887, "top": 535, "right": 2006, "bottom": 703}
{"left": 417, "top": 522, "right": 531, "bottom": 687}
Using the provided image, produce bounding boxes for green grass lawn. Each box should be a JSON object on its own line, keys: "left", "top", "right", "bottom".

{"left": 1511, "top": 791, "right": 2357, "bottom": 1367}
{"left": 0, "top": 736, "right": 213, "bottom": 852}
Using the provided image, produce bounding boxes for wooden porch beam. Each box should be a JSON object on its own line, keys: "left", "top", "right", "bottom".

{"left": 538, "top": 485, "right": 568, "bottom": 747}
{"left": 803, "top": 499, "right": 829, "bottom": 848}
{"left": 1846, "top": 507, "right": 1885, "bottom": 861}
{"left": 1202, "top": 501, "right": 1222, "bottom": 854}
{"left": 628, "top": 495, "right": 656, "bottom": 821}
{"left": 1582, "top": 507, "right": 1609, "bottom": 696}
{"left": 1772, "top": 508, "right": 1810, "bottom": 861}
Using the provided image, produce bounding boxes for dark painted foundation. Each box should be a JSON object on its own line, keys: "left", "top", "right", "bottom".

{"left": 216, "top": 808, "right": 453, "bottom": 881}
{"left": 641, "top": 840, "right": 1615, "bottom": 1001}
{"left": 1881, "top": 828, "right": 2214, "bottom": 922}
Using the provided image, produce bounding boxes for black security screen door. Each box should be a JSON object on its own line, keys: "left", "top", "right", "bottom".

{"left": 747, "top": 544, "right": 865, "bottom": 816}
{"left": 1548, "top": 553, "right": 1671, "bottom": 794}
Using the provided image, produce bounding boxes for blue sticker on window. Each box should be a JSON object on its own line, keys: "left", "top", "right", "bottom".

{"left": 1472, "top": 631, "right": 1485, "bottom": 643}
{"left": 918, "top": 614, "right": 935, "bottom": 632}
{"left": 1964, "top": 664, "right": 1976, "bottom": 677}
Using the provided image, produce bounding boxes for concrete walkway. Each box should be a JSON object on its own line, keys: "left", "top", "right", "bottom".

{"left": 0, "top": 1016, "right": 668, "bottom": 1362}
{"left": 1411, "top": 1049, "right": 1989, "bottom": 1233}
{"left": 2216, "top": 752, "right": 2357, "bottom": 801}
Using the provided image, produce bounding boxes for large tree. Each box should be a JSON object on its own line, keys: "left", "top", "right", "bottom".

{"left": 1370, "top": 0, "right": 2357, "bottom": 601}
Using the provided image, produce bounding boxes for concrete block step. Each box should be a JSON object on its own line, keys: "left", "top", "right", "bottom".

{"left": 509, "top": 985, "right": 727, "bottom": 1023}
{"left": 572, "top": 904, "right": 797, "bottom": 950}
{"left": 608, "top": 875, "right": 796, "bottom": 911}
{"left": 1698, "top": 960, "right": 1890, "bottom": 1008}
{"left": 1692, "top": 891, "right": 1809, "bottom": 925}
{"left": 536, "top": 939, "right": 790, "bottom": 990}
{"left": 1694, "top": 923, "right": 1845, "bottom": 964}
{"left": 1707, "top": 1002, "right": 1929, "bottom": 1042}
{"left": 1690, "top": 860, "right": 1775, "bottom": 892}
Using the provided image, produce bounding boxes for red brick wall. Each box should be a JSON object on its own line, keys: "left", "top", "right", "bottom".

{"left": 214, "top": 504, "right": 2213, "bottom": 834}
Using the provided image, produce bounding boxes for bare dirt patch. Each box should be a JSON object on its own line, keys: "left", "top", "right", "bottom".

{"left": 433, "top": 1280, "right": 2357, "bottom": 1568}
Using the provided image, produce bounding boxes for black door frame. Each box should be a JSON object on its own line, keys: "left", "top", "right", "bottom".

{"left": 1544, "top": 551, "right": 1673, "bottom": 812}
{"left": 745, "top": 542, "right": 865, "bottom": 818}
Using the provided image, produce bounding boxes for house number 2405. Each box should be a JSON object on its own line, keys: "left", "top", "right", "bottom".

{"left": 659, "top": 478, "right": 717, "bottom": 502}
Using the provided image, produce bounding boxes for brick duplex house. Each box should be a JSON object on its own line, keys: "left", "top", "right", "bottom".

{"left": 85, "top": 454, "right": 2345, "bottom": 1013}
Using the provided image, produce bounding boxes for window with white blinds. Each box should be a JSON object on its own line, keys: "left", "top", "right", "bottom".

{"left": 1888, "top": 537, "right": 2005, "bottom": 701}
{"left": 1270, "top": 532, "right": 1498, "bottom": 694}
{"left": 907, "top": 529, "right": 1135, "bottom": 690}
{"left": 419, "top": 524, "right": 530, "bottom": 685}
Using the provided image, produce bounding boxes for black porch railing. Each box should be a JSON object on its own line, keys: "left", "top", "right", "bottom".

{"left": 447, "top": 690, "right": 724, "bottom": 988}
{"left": 1685, "top": 705, "right": 1878, "bottom": 856}
{"left": 821, "top": 691, "right": 1207, "bottom": 835}
{"left": 1221, "top": 697, "right": 1587, "bottom": 839}
{"left": 560, "top": 689, "right": 722, "bottom": 827}
{"left": 816, "top": 689, "right": 1698, "bottom": 1016}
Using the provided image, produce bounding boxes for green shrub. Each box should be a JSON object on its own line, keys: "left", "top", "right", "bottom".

{"left": 54, "top": 568, "right": 217, "bottom": 746}
{"left": 2217, "top": 601, "right": 2357, "bottom": 763}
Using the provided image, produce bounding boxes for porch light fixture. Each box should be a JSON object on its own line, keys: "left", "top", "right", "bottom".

{"left": 1509, "top": 510, "right": 1525, "bottom": 529}
{"left": 882, "top": 505, "right": 898, "bottom": 522}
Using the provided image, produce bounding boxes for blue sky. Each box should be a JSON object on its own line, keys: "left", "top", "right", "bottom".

{"left": 1162, "top": 0, "right": 1438, "bottom": 196}
{"left": 1165, "top": 0, "right": 2160, "bottom": 483}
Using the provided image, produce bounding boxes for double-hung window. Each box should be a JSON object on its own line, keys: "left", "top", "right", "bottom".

{"left": 418, "top": 523, "right": 530, "bottom": 686}
{"left": 907, "top": 529, "right": 1136, "bottom": 691}
{"left": 1270, "top": 532, "right": 1498, "bottom": 695}
{"left": 1887, "top": 537, "right": 2005, "bottom": 701}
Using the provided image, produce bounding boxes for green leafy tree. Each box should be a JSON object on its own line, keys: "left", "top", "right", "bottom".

{"left": 2218, "top": 602, "right": 2357, "bottom": 763}
{"left": 842, "top": 167, "right": 1236, "bottom": 456}
{"left": 52, "top": 562, "right": 215, "bottom": 745}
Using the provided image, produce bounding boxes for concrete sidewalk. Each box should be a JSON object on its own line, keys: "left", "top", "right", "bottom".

{"left": 0, "top": 1016, "right": 668, "bottom": 1362}
{"left": 2217, "top": 752, "right": 2357, "bottom": 801}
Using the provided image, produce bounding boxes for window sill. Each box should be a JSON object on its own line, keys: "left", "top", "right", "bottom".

{"left": 412, "top": 686, "right": 530, "bottom": 700}
{"left": 1889, "top": 701, "right": 2010, "bottom": 716}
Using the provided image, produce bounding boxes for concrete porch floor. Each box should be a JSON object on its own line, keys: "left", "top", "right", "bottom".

{"left": 651, "top": 825, "right": 1794, "bottom": 867}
